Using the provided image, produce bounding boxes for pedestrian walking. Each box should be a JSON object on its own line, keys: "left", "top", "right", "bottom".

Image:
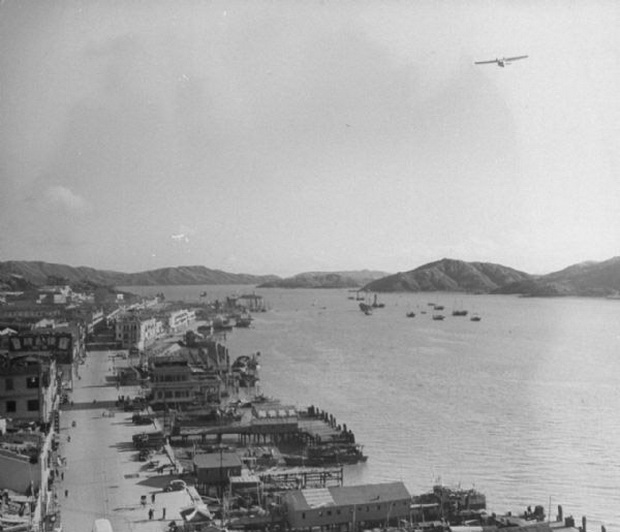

{"left": 162, "top": 508, "right": 166, "bottom": 520}
{"left": 148, "top": 508, "right": 154, "bottom": 520}
{"left": 151, "top": 493, "right": 156, "bottom": 503}
{"left": 61, "top": 472, "right": 64, "bottom": 481}
{"left": 64, "top": 489, "right": 68, "bottom": 498}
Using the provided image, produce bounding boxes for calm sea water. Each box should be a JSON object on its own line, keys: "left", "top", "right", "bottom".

{"left": 119, "top": 285, "right": 620, "bottom": 528}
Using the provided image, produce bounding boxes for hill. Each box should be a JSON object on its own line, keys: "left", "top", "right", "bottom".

{"left": 258, "top": 270, "right": 389, "bottom": 289}
{"left": 494, "top": 257, "right": 620, "bottom": 297}
{"left": 0, "top": 261, "right": 279, "bottom": 288}
{"left": 363, "top": 258, "right": 532, "bottom": 293}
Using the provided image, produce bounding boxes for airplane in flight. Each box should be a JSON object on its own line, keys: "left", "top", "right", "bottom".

{"left": 474, "top": 55, "right": 528, "bottom": 68}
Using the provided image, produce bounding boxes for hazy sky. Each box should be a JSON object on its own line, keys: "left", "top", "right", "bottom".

{"left": 1, "top": 1, "right": 618, "bottom": 276}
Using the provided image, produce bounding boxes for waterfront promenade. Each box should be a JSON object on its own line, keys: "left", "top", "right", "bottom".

{"left": 55, "top": 350, "right": 195, "bottom": 532}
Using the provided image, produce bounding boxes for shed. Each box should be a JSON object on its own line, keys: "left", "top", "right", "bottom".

{"left": 193, "top": 451, "right": 243, "bottom": 485}
{"left": 283, "top": 481, "right": 411, "bottom": 530}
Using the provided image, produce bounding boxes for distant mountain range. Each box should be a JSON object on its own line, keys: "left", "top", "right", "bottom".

{"left": 258, "top": 270, "right": 389, "bottom": 289}
{"left": 0, "top": 261, "right": 278, "bottom": 289}
{"left": 2, "top": 257, "right": 620, "bottom": 297}
{"left": 363, "top": 258, "right": 531, "bottom": 293}
{"left": 493, "top": 256, "right": 620, "bottom": 297}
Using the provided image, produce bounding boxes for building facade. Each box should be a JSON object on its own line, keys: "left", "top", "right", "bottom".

{"left": 115, "top": 311, "right": 160, "bottom": 350}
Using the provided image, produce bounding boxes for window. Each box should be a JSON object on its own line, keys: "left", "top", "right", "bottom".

{"left": 5, "top": 378, "right": 14, "bottom": 391}
{"left": 6, "top": 401, "right": 16, "bottom": 413}
{"left": 26, "top": 376, "right": 40, "bottom": 389}
{"left": 27, "top": 399, "right": 40, "bottom": 411}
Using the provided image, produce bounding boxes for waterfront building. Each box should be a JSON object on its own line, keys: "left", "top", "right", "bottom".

{"left": 282, "top": 482, "right": 411, "bottom": 531}
{"left": 149, "top": 350, "right": 224, "bottom": 409}
{"left": 114, "top": 310, "right": 160, "bottom": 350}
{"left": 168, "top": 308, "right": 196, "bottom": 333}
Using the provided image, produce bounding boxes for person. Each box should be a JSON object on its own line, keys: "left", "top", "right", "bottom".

{"left": 64, "top": 489, "right": 68, "bottom": 497}
{"left": 151, "top": 493, "right": 156, "bottom": 503}
{"left": 162, "top": 508, "right": 166, "bottom": 520}
{"left": 148, "top": 508, "right": 154, "bottom": 520}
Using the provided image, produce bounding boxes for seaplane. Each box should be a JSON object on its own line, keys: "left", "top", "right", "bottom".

{"left": 474, "top": 55, "right": 528, "bottom": 68}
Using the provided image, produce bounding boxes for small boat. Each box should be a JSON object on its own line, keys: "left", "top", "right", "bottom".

{"left": 406, "top": 312, "right": 416, "bottom": 318}
{"left": 432, "top": 314, "right": 445, "bottom": 321}
{"left": 434, "top": 305, "right": 445, "bottom": 311}
{"left": 235, "top": 314, "right": 253, "bottom": 327}
{"left": 470, "top": 314, "right": 482, "bottom": 322}
{"left": 452, "top": 309, "right": 468, "bottom": 316}
{"left": 371, "top": 294, "right": 385, "bottom": 308}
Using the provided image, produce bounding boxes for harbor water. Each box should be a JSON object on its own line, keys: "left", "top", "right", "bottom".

{"left": 119, "top": 285, "right": 620, "bottom": 528}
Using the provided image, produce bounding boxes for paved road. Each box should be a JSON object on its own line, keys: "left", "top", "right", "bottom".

{"left": 55, "top": 350, "right": 194, "bottom": 532}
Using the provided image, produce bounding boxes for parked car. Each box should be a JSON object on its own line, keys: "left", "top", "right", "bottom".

{"left": 164, "top": 480, "right": 187, "bottom": 492}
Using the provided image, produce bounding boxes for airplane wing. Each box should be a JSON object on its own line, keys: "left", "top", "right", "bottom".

{"left": 506, "top": 55, "right": 528, "bottom": 61}
{"left": 474, "top": 59, "right": 497, "bottom": 65}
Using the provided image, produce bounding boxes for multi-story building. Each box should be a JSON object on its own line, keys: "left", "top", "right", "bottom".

{"left": 0, "top": 351, "right": 58, "bottom": 424}
{"left": 149, "top": 349, "right": 225, "bottom": 409}
{"left": 115, "top": 311, "right": 160, "bottom": 350}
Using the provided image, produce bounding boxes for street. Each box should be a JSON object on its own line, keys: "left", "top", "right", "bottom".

{"left": 56, "top": 350, "right": 194, "bottom": 532}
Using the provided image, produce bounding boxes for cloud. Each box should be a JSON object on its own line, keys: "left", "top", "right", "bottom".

{"left": 45, "top": 185, "right": 90, "bottom": 214}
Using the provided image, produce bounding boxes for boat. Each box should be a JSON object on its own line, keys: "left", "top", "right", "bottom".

{"left": 212, "top": 315, "right": 235, "bottom": 331}
{"left": 470, "top": 314, "right": 482, "bottom": 322}
{"left": 359, "top": 302, "right": 372, "bottom": 313}
{"left": 371, "top": 294, "right": 385, "bottom": 308}
{"left": 283, "top": 444, "right": 368, "bottom": 466}
{"left": 432, "top": 314, "right": 445, "bottom": 321}
{"left": 406, "top": 312, "right": 416, "bottom": 318}
{"left": 235, "top": 314, "right": 253, "bottom": 327}
{"left": 452, "top": 310, "right": 468, "bottom": 316}
{"left": 434, "top": 305, "right": 445, "bottom": 311}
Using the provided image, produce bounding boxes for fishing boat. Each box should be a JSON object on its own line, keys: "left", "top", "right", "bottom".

{"left": 470, "top": 314, "right": 482, "bottom": 322}
{"left": 359, "top": 302, "right": 372, "bottom": 313}
{"left": 371, "top": 294, "right": 385, "bottom": 308}
{"left": 406, "top": 312, "right": 416, "bottom": 318}
{"left": 432, "top": 314, "right": 445, "bottom": 321}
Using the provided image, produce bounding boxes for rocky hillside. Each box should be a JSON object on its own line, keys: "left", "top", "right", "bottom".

{"left": 258, "top": 270, "right": 389, "bottom": 289}
{"left": 495, "top": 257, "right": 620, "bottom": 297}
{"left": 363, "top": 258, "right": 532, "bottom": 293}
{"left": 0, "top": 261, "right": 279, "bottom": 288}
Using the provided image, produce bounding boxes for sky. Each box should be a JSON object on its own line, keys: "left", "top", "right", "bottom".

{"left": 1, "top": 0, "right": 619, "bottom": 277}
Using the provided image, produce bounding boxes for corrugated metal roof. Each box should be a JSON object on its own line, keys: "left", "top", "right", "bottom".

{"left": 287, "top": 482, "right": 410, "bottom": 511}
{"left": 304, "top": 488, "right": 335, "bottom": 508}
